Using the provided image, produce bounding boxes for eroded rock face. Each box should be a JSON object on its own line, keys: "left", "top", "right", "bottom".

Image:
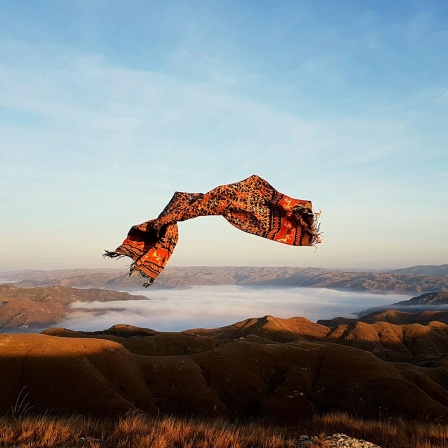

{"left": 1, "top": 324, "right": 448, "bottom": 420}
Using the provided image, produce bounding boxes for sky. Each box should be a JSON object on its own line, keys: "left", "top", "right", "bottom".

{"left": 1, "top": 0, "right": 447, "bottom": 272}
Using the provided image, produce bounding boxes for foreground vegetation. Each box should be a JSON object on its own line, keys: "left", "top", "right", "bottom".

{"left": 1, "top": 411, "right": 448, "bottom": 448}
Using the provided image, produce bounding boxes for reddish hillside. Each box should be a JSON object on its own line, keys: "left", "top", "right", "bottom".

{"left": 0, "top": 284, "right": 146, "bottom": 330}
{"left": 45, "top": 314, "right": 448, "bottom": 364}
{"left": 1, "top": 331, "right": 448, "bottom": 421}
{"left": 2, "top": 314, "right": 448, "bottom": 420}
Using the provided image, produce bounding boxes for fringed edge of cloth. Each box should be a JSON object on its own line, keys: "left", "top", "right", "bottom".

{"left": 103, "top": 251, "right": 155, "bottom": 287}
{"left": 290, "top": 204, "right": 322, "bottom": 246}
{"left": 310, "top": 209, "right": 322, "bottom": 246}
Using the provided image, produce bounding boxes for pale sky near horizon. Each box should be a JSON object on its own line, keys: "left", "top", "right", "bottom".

{"left": 1, "top": 1, "right": 447, "bottom": 272}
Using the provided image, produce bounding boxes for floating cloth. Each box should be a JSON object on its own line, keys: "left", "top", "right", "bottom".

{"left": 105, "top": 175, "right": 321, "bottom": 286}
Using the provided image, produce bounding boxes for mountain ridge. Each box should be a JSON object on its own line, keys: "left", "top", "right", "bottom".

{"left": 2, "top": 265, "right": 448, "bottom": 294}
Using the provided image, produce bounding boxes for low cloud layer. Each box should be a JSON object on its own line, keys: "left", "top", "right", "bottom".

{"left": 60, "top": 286, "right": 410, "bottom": 332}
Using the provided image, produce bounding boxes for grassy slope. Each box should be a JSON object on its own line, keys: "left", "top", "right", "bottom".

{"left": 1, "top": 412, "right": 448, "bottom": 448}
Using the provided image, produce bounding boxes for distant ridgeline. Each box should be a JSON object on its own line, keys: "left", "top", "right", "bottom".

{"left": 1, "top": 264, "right": 448, "bottom": 293}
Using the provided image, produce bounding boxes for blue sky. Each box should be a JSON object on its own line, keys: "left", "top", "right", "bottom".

{"left": 0, "top": 0, "right": 447, "bottom": 271}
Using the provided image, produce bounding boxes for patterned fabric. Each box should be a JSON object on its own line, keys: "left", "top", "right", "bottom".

{"left": 105, "top": 175, "right": 321, "bottom": 286}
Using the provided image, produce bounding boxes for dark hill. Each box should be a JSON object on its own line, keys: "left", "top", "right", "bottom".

{"left": 1, "top": 309, "right": 448, "bottom": 420}
{"left": 394, "top": 291, "right": 448, "bottom": 307}
{"left": 2, "top": 328, "right": 448, "bottom": 421}
{"left": 358, "top": 291, "right": 448, "bottom": 318}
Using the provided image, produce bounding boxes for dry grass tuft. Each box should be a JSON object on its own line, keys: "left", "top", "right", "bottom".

{"left": 0, "top": 411, "right": 447, "bottom": 447}
{"left": 308, "top": 433, "right": 331, "bottom": 448}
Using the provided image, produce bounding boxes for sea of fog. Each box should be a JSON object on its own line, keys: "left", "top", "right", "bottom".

{"left": 59, "top": 286, "right": 411, "bottom": 332}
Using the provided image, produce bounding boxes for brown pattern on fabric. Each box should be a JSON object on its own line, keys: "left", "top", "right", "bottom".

{"left": 105, "top": 175, "right": 321, "bottom": 286}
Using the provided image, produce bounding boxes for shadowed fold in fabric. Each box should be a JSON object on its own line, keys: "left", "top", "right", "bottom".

{"left": 104, "top": 175, "right": 321, "bottom": 286}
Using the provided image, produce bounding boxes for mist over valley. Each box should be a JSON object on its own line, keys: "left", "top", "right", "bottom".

{"left": 0, "top": 265, "right": 446, "bottom": 332}
{"left": 61, "top": 285, "right": 411, "bottom": 332}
